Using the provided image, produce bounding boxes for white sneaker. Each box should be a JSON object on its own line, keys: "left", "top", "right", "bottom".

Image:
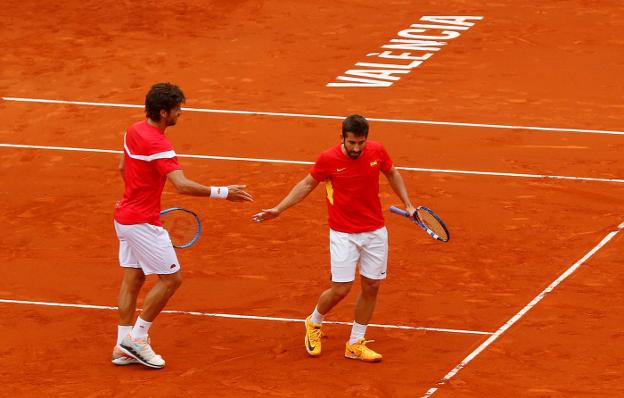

{"left": 119, "top": 334, "right": 165, "bottom": 369}
{"left": 111, "top": 345, "right": 139, "bottom": 366}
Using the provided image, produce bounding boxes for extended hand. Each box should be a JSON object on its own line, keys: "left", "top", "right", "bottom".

{"left": 406, "top": 204, "right": 417, "bottom": 218}
{"left": 251, "top": 208, "right": 281, "bottom": 222}
{"left": 227, "top": 185, "right": 254, "bottom": 202}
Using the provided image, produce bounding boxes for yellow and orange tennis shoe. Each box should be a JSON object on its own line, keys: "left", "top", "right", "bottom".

{"left": 345, "top": 338, "right": 382, "bottom": 362}
{"left": 304, "top": 315, "right": 322, "bottom": 356}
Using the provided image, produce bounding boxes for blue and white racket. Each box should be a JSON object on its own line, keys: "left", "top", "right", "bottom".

{"left": 390, "top": 206, "right": 450, "bottom": 242}
{"left": 160, "top": 207, "right": 202, "bottom": 249}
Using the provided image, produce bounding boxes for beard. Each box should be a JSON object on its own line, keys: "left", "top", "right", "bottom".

{"left": 346, "top": 150, "right": 361, "bottom": 159}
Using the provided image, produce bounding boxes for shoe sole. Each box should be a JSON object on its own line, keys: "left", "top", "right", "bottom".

{"left": 118, "top": 344, "right": 165, "bottom": 369}
{"left": 344, "top": 352, "right": 382, "bottom": 362}
{"left": 111, "top": 357, "right": 139, "bottom": 366}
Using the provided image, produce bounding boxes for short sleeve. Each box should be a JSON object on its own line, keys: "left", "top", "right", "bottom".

{"left": 379, "top": 144, "right": 393, "bottom": 172}
{"left": 154, "top": 157, "right": 182, "bottom": 176}
{"left": 310, "top": 152, "right": 330, "bottom": 182}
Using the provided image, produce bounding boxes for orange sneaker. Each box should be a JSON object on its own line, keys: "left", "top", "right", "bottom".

{"left": 345, "top": 338, "right": 382, "bottom": 362}
{"left": 304, "top": 315, "right": 322, "bottom": 356}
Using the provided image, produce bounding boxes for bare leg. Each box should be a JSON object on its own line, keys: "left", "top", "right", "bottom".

{"left": 316, "top": 281, "right": 353, "bottom": 315}
{"left": 118, "top": 268, "right": 146, "bottom": 326}
{"left": 138, "top": 272, "right": 183, "bottom": 322}
{"left": 354, "top": 276, "right": 381, "bottom": 325}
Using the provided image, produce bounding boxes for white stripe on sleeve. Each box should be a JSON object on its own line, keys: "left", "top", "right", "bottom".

{"left": 123, "top": 133, "right": 176, "bottom": 162}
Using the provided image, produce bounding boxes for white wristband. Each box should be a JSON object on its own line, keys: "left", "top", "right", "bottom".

{"left": 210, "top": 186, "right": 229, "bottom": 199}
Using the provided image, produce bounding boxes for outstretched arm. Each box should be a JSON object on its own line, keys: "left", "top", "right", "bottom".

{"left": 383, "top": 166, "right": 416, "bottom": 216}
{"left": 252, "top": 174, "right": 319, "bottom": 222}
{"left": 167, "top": 169, "right": 253, "bottom": 202}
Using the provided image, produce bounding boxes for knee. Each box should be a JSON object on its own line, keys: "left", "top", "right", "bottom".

{"left": 331, "top": 283, "right": 352, "bottom": 300}
{"left": 124, "top": 273, "right": 146, "bottom": 291}
{"left": 361, "top": 279, "right": 381, "bottom": 297}
{"left": 165, "top": 272, "right": 183, "bottom": 291}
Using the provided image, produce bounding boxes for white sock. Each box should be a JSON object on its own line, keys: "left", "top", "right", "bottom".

{"left": 117, "top": 325, "right": 133, "bottom": 345}
{"left": 310, "top": 307, "right": 325, "bottom": 325}
{"left": 131, "top": 316, "right": 152, "bottom": 339}
{"left": 349, "top": 322, "right": 367, "bottom": 345}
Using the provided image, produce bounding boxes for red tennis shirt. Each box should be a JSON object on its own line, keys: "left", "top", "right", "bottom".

{"left": 310, "top": 140, "right": 393, "bottom": 233}
{"left": 114, "top": 120, "right": 182, "bottom": 226}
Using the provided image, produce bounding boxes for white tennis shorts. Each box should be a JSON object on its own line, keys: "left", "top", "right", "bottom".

{"left": 329, "top": 226, "right": 388, "bottom": 283}
{"left": 114, "top": 220, "right": 180, "bottom": 275}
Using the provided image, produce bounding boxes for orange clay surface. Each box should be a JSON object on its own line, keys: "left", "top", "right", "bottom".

{"left": 1, "top": 1, "right": 624, "bottom": 397}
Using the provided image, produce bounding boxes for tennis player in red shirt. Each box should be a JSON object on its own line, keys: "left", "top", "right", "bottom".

{"left": 252, "top": 115, "right": 416, "bottom": 361}
{"left": 112, "top": 83, "right": 253, "bottom": 368}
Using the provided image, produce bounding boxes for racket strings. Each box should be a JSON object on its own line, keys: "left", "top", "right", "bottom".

{"left": 161, "top": 211, "right": 199, "bottom": 247}
{"left": 417, "top": 210, "right": 449, "bottom": 241}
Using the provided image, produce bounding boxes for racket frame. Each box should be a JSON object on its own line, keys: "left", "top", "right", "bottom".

{"left": 160, "top": 207, "right": 202, "bottom": 249}
{"left": 389, "top": 205, "right": 450, "bottom": 242}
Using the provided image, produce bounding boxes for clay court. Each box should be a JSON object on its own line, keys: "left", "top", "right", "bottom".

{"left": 1, "top": 1, "right": 624, "bottom": 397}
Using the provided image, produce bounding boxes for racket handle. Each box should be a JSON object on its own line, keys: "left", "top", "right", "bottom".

{"left": 389, "top": 206, "right": 410, "bottom": 218}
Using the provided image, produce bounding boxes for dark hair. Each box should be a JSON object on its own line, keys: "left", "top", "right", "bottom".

{"left": 145, "top": 83, "right": 186, "bottom": 121}
{"left": 342, "top": 114, "right": 369, "bottom": 138}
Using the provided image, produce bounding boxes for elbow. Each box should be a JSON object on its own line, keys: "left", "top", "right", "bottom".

{"left": 169, "top": 179, "right": 186, "bottom": 194}
{"left": 304, "top": 176, "right": 319, "bottom": 191}
{"left": 168, "top": 173, "right": 192, "bottom": 194}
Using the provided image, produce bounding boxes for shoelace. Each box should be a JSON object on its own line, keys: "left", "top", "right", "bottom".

{"left": 353, "top": 339, "right": 376, "bottom": 353}
{"left": 309, "top": 327, "right": 322, "bottom": 344}
{"left": 134, "top": 338, "right": 158, "bottom": 360}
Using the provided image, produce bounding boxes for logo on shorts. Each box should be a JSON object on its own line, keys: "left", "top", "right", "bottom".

{"left": 170, "top": 264, "right": 177, "bottom": 269}
{"left": 336, "top": 167, "right": 346, "bottom": 173}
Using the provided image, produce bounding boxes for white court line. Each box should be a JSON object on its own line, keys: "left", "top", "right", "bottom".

{"left": 421, "top": 220, "right": 624, "bottom": 397}
{"left": 3, "top": 96, "right": 624, "bottom": 136}
{"left": 0, "top": 298, "right": 492, "bottom": 336}
{"left": 2, "top": 143, "right": 624, "bottom": 184}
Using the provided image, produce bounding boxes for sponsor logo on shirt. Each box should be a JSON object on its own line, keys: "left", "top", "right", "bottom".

{"left": 336, "top": 167, "right": 347, "bottom": 172}
{"left": 370, "top": 160, "right": 378, "bottom": 167}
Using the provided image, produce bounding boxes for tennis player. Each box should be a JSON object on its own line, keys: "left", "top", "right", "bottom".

{"left": 252, "top": 115, "right": 415, "bottom": 362}
{"left": 112, "top": 83, "right": 253, "bottom": 368}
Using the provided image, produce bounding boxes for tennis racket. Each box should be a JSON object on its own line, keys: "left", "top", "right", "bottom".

{"left": 160, "top": 207, "right": 202, "bottom": 249}
{"left": 389, "top": 206, "right": 450, "bottom": 242}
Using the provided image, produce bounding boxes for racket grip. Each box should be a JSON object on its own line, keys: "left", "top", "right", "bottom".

{"left": 389, "top": 206, "right": 410, "bottom": 218}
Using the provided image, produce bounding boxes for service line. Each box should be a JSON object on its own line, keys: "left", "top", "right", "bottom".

{"left": 1, "top": 142, "right": 624, "bottom": 184}
{"left": 3, "top": 96, "right": 624, "bottom": 136}
{"left": 421, "top": 220, "right": 624, "bottom": 397}
{"left": 0, "top": 298, "right": 492, "bottom": 336}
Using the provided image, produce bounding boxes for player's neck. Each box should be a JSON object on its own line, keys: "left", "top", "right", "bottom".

{"left": 147, "top": 118, "right": 167, "bottom": 133}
